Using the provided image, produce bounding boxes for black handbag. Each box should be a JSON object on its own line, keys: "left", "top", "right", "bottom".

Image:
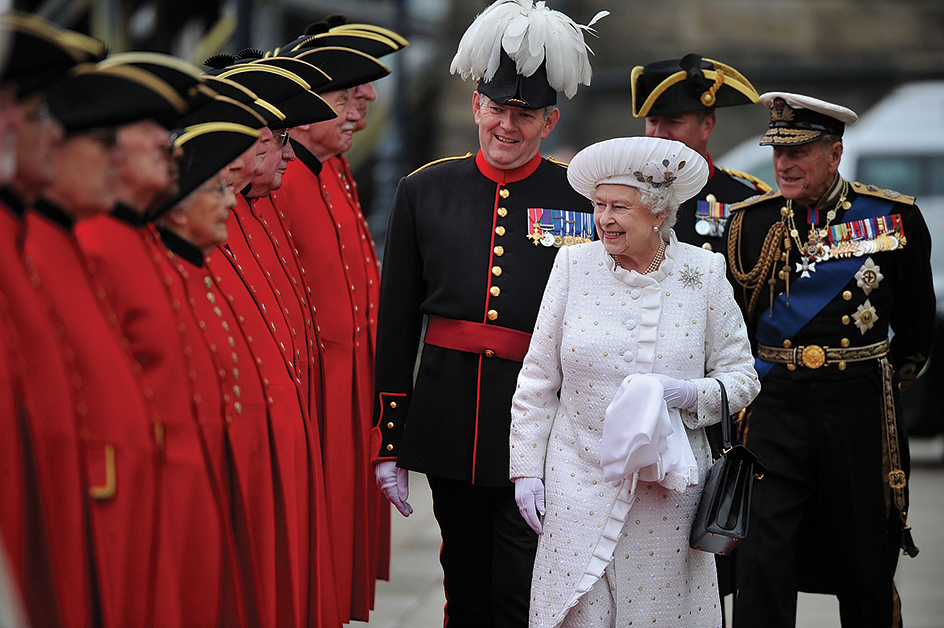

{"left": 689, "top": 379, "right": 766, "bottom": 555}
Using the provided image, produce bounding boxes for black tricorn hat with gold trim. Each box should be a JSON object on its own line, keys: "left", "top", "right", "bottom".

{"left": 150, "top": 122, "right": 261, "bottom": 220}
{"left": 631, "top": 54, "right": 759, "bottom": 118}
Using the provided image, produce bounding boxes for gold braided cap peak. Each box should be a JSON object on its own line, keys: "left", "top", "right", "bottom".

{"left": 730, "top": 188, "right": 782, "bottom": 212}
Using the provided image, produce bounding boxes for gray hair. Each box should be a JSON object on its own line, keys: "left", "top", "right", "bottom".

{"left": 637, "top": 186, "right": 680, "bottom": 241}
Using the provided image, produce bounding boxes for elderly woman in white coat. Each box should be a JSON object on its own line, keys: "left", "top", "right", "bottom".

{"left": 509, "top": 137, "right": 760, "bottom": 628}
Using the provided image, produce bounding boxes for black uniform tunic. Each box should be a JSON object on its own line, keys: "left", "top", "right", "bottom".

{"left": 373, "top": 150, "right": 591, "bottom": 485}
{"left": 725, "top": 177, "right": 934, "bottom": 627}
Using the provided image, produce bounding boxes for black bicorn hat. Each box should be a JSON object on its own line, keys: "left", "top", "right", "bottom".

{"left": 0, "top": 11, "right": 106, "bottom": 97}
{"left": 149, "top": 121, "right": 261, "bottom": 221}
{"left": 46, "top": 63, "right": 190, "bottom": 133}
{"left": 630, "top": 54, "right": 760, "bottom": 118}
{"left": 758, "top": 92, "right": 858, "bottom": 146}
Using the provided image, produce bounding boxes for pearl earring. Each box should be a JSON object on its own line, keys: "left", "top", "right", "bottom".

{"left": 653, "top": 225, "right": 659, "bottom": 232}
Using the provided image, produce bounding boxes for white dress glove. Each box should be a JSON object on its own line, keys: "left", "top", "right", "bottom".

{"left": 514, "top": 477, "right": 546, "bottom": 535}
{"left": 375, "top": 461, "right": 413, "bottom": 517}
{"left": 652, "top": 374, "right": 699, "bottom": 412}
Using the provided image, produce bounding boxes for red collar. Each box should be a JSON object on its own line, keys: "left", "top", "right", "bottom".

{"left": 475, "top": 150, "right": 542, "bottom": 184}
{"left": 706, "top": 152, "right": 717, "bottom": 182}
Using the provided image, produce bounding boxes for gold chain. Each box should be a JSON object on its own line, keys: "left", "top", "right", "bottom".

{"left": 784, "top": 179, "right": 849, "bottom": 259}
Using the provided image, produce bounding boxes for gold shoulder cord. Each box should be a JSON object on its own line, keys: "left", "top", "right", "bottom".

{"left": 727, "top": 209, "right": 789, "bottom": 320}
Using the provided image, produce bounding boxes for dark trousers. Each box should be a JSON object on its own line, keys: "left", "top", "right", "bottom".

{"left": 426, "top": 475, "right": 538, "bottom": 628}
{"left": 733, "top": 374, "right": 901, "bottom": 628}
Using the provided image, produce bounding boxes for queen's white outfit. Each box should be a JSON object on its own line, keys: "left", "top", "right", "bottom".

{"left": 509, "top": 233, "right": 759, "bottom": 628}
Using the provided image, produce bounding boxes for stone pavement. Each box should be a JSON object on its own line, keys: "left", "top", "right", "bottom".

{"left": 360, "top": 436, "right": 944, "bottom": 628}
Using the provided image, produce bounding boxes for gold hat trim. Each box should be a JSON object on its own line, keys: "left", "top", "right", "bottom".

{"left": 205, "top": 95, "right": 268, "bottom": 126}
{"left": 250, "top": 57, "right": 331, "bottom": 84}
{"left": 218, "top": 63, "right": 311, "bottom": 91}
{"left": 75, "top": 63, "right": 187, "bottom": 112}
{"left": 334, "top": 23, "right": 409, "bottom": 47}
{"left": 175, "top": 121, "right": 261, "bottom": 146}
{"left": 759, "top": 127, "right": 822, "bottom": 146}
{"left": 293, "top": 30, "right": 400, "bottom": 53}
{"left": 202, "top": 76, "right": 260, "bottom": 101}
{"left": 293, "top": 46, "right": 390, "bottom": 75}
{"left": 100, "top": 52, "right": 203, "bottom": 78}
{"left": 631, "top": 58, "right": 760, "bottom": 118}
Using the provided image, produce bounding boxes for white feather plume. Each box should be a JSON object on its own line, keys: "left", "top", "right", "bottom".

{"left": 450, "top": 0, "right": 609, "bottom": 99}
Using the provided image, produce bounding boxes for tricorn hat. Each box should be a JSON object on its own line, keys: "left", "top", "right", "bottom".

{"left": 150, "top": 122, "right": 261, "bottom": 220}
{"left": 289, "top": 46, "right": 389, "bottom": 94}
{"left": 759, "top": 92, "right": 858, "bottom": 146}
{"left": 631, "top": 54, "right": 759, "bottom": 118}
{"left": 450, "top": 0, "right": 608, "bottom": 109}
{"left": 567, "top": 136, "right": 709, "bottom": 204}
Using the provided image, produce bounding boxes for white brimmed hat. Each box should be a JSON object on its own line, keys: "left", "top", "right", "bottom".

{"left": 759, "top": 92, "right": 858, "bottom": 146}
{"left": 567, "top": 137, "right": 709, "bottom": 203}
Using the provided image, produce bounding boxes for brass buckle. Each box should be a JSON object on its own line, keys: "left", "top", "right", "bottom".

{"left": 888, "top": 469, "right": 907, "bottom": 490}
{"left": 800, "top": 344, "right": 826, "bottom": 369}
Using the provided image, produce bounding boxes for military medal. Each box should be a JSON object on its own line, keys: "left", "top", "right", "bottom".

{"left": 855, "top": 258, "right": 883, "bottom": 295}
{"left": 852, "top": 299, "right": 879, "bottom": 334}
{"left": 541, "top": 232, "right": 555, "bottom": 247}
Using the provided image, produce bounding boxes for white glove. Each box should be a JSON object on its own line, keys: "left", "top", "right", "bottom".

{"left": 652, "top": 374, "right": 698, "bottom": 411}
{"left": 375, "top": 461, "right": 413, "bottom": 517}
{"left": 514, "top": 477, "right": 546, "bottom": 535}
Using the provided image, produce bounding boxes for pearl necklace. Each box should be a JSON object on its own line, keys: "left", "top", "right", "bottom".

{"left": 612, "top": 239, "right": 666, "bottom": 274}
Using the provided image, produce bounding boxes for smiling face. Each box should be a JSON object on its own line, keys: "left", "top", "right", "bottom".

{"left": 301, "top": 88, "right": 359, "bottom": 161}
{"left": 772, "top": 138, "right": 842, "bottom": 206}
{"left": 473, "top": 91, "right": 559, "bottom": 171}
{"left": 645, "top": 111, "right": 715, "bottom": 159}
{"left": 593, "top": 184, "right": 665, "bottom": 269}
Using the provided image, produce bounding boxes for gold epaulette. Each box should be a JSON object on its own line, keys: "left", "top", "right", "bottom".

{"left": 730, "top": 188, "right": 782, "bottom": 211}
{"left": 547, "top": 156, "right": 570, "bottom": 168}
{"left": 719, "top": 166, "right": 772, "bottom": 193}
{"left": 407, "top": 153, "right": 473, "bottom": 177}
{"left": 850, "top": 181, "right": 916, "bottom": 205}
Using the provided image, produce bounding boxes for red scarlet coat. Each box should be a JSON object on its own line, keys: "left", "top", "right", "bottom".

{"left": 23, "top": 201, "right": 159, "bottom": 628}
{"left": 160, "top": 228, "right": 293, "bottom": 627}
{"left": 74, "top": 209, "right": 242, "bottom": 628}
{"left": 236, "top": 194, "right": 340, "bottom": 628}
{"left": 276, "top": 145, "right": 389, "bottom": 621}
{"left": 0, "top": 195, "right": 91, "bottom": 628}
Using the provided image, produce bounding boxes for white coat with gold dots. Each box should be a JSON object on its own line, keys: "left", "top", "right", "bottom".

{"left": 509, "top": 232, "right": 759, "bottom": 627}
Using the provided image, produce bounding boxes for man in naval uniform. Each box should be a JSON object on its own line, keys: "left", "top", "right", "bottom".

{"left": 372, "top": 2, "right": 607, "bottom": 625}
{"left": 725, "top": 92, "right": 934, "bottom": 628}
{"left": 632, "top": 54, "right": 770, "bottom": 253}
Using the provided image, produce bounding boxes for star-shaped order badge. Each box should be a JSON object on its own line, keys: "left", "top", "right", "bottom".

{"left": 854, "top": 257, "right": 883, "bottom": 295}
{"left": 852, "top": 299, "right": 879, "bottom": 335}
{"left": 678, "top": 266, "right": 703, "bottom": 289}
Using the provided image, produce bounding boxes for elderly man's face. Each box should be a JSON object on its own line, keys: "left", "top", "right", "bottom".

{"left": 772, "top": 139, "right": 843, "bottom": 206}
{"left": 178, "top": 172, "right": 235, "bottom": 256}
{"left": 12, "top": 94, "right": 64, "bottom": 201}
{"left": 231, "top": 127, "right": 272, "bottom": 193}
{"left": 473, "top": 91, "right": 558, "bottom": 171}
{"left": 248, "top": 129, "right": 295, "bottom": 198}
{"left": 116, "top": 120, "right": 181, "bottom": 212}
{"left": 306, "top": 89, "right": 359, "bottom": 161}
{"left": 352, "top": 82, "right": 376, "bottom": 133}
{"left": 46, "top": 129, "right": 122, "bottom": 220}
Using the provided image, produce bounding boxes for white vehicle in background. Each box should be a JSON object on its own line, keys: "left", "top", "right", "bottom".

{"left": 719, "top": 81, "right": 944, "bottom": 437}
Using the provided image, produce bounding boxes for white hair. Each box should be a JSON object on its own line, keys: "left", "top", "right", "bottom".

{"left": 637, "top": 186, "right": 680, "bottom": 240}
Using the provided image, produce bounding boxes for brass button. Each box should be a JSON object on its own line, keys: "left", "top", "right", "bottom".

{"left": 701, "top": 242, "right": 713, "bottom": 251}
{"left": 487, "top": 309, "right": 498, "bottom": 321}
{"left": 782, "top": 339, "right": 792, "bottom": 348}
{"left": 387, "top": 444, "right": 394, "bottom": 451}
{"left": 492, "top": 266, "right": 502, "bottom": 277}
{"left": 495, "top": 226, "right": 506, "bottom": 236}
{"left": 234, "top": 402, "right": 243, "bottom": 415}
{"left": 484, "top": 349, "right": 495, "bottom": 358}
{"left": 497, "top": 207, "right": 508, "bottom": 217}
{"left": 838, "top": 361, "right": 847, "bottom": 371}
{"left": 387, "top": 422, "right": 394, "bottom": 429}
{"left": 389, "top": 401, "right": 397, "bottom": 409}
{"left": 842, "top": 290, "right": 853, "bottom": 301}
{"left": 490, "top": 286, "right": 501, "bottom": 297}
{"left": 787, "top": 364, "right": 797, "bottom": 371}
{"left": 840, "top": 338, "right": 850, "bottom": 348}
{"left": 499, "top": 188, "right": 510, "bottom": 199}
{"left": 494, "top": 246, "right": 504, "bottom": 256}
{"left": 842, "top": 315, "right": 851, "bottom": 325}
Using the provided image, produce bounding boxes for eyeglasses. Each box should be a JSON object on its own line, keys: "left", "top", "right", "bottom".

{"left": 206, "top": 178, "right": 227, "bottom": 195}
{"left": 274, "top": 131, "right": 290, "bottom": 147}
{"left": 165, "top": 129, "right": 183, "bottom": 156}
{"left": 82, "top": 127, "right": 118, "bottom": 147}
{"left": 24, "top": 101, "right": 52, "bottom": 126}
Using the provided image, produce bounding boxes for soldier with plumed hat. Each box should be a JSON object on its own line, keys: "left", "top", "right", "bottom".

{"left": 725, "top": 92, "right": 934, "bottom": 627}
{"left": 370, "top": 1, "right": 607, "bottom": 625}
{"left": 632, "top": 54, "right": 770, "bottom": 253}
